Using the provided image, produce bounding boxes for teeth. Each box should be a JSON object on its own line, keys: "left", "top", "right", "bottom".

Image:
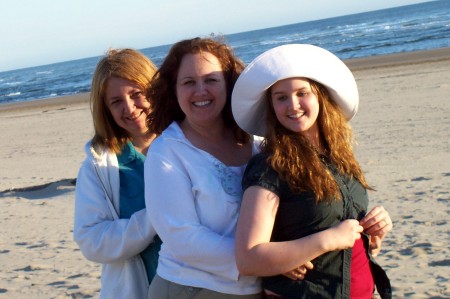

{"left": 288, "top": 112, "right": 303, "bottom": 119}
{"left": 128, "top": 111, "right": 141, "bottom": 120}
{"left": 193, "top": 100, "right": 211, "bottom": 107}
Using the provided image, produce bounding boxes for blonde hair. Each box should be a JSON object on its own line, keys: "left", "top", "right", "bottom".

{"left": 262, "top": 79, "right": 372, "bottom": 202}
{"left": 90, "top": 48, "right": 157, "bottom": 153}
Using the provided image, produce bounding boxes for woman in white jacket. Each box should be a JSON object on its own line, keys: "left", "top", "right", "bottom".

{"left": 74, "top": 48, "right": 161, "bottom": 299}
{"left": 144, "top": 37, "right": 263, "bottom": 298}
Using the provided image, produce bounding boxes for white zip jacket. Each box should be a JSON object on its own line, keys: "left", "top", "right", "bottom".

{"left": 74, "top": 142, "right": 156, "bottom": 299}
{"left": 145, "top": 122, "right": 262, "bottom": 295}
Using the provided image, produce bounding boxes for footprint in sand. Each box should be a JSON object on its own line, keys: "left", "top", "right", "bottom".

{"left": 15, "top": 264, "right": 53, "bottom": 272}
{"left": 429, "top": 259, "right": 450, "bottom": 267}
{"left": 66, "top": 274, "right": 84, "bottom": 279}
{"left": 399, "top": 242, "right": 433, "bottom": 256}
{"left": 47, "top": 281, "right": 66, "bottom": 286}
{"left": 411, "top": 176, "right": 432, "bottom": 181}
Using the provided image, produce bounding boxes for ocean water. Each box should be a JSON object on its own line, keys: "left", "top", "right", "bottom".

{"left": 1, "top": 0, "right": 449, "bottom": 105}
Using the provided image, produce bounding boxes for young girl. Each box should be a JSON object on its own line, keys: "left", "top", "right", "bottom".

{"left": 232, "top": 44, "right": 392, "bottom": 299}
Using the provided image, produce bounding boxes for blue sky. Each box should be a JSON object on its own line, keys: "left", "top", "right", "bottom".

{"left": 0, "top": 0, "right": 431, "bottom": 72}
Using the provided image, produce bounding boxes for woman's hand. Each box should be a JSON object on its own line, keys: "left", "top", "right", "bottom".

{"left": 330, "top": 219, "right": 363, "bottom": 250}
{"left": 360, "top": 206, "right": 393, "bottom": 239}
{"left": 360, "top": 206, "right": 392, "bottom": 256}
{"left": 283, "top": 261, "right": 314, "bottom": 280}
{"left": 368, "top": 235, "right": 382, "bottom": 257}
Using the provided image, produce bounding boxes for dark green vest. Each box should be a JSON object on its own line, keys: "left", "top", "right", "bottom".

{"left": 242, "top": 153, "right": 391, "bottom": 299}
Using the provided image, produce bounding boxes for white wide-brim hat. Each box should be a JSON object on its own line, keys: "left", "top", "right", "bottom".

{"left": 231, "top": 44, "right": 359, "bottom": 137}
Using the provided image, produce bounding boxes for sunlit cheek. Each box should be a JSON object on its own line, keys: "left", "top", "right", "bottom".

{"left": 142, "top": 102, "right": 151, "bottom": 111}
{"left": 273, "top": 107, "right": 285, "bottom": 123}
{"left": 176, "top": 87, "right": 190, "bottom": 102}
{"left": 135, "top": 97, "right": 147, "bottom": 106}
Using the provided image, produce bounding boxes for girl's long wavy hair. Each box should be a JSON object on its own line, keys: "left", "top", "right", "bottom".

{"left": 147, "top": 36, "right": 250, "bottom": 144}
{"left": 262, "top": 79, "right": 373, "bottom": 202}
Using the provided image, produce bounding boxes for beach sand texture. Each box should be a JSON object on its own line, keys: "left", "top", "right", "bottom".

{"left": 0, "top": 48, "right": 449, "bottom": 298}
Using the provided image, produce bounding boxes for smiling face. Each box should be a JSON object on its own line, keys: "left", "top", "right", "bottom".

{"left": 104, "top": 76, "right": 150, "bottom": 139}
{"left": 175, "top": 52, "right": 227, "bottom": 128}
{"left": 270, "top": 77, "right": 320, "bottom": 142}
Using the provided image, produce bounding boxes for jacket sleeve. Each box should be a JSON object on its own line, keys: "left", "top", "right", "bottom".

{"left": 145, "top": 151, "right": 240, "bottom": 281}
{"left": 73, "top": 157, "right": 156, "bottom": 264}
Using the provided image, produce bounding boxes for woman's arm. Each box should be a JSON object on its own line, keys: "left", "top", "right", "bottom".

{"left": 74, "top": 159, "right": 156, "bottom": 263}
{"left": 235, "top": 186, "right": 363, "bottom": 276}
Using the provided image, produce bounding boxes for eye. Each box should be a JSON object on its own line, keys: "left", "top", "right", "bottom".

{"left": 181, "top": 79, "right": 195, "bottom": 86}
{"left": 109, "top": 98, "right": 121, "bottom": 106}
{"left": 132, "top": 91, "right": 145, "bottom": 99}
{"left": 274, "top": 95, "right": 287, "bottom": 102}
{"left": 297, "top": 91, "right": 309, "bottom": 97}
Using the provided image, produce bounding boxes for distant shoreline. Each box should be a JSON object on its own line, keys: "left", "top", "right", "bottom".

{"left": 1, "top": 46, "right": 450, "bottom": 113}
{"left": 344, "top": 46, "right": 450, "bottom": 70}
{"left": 0, "top": 92, "right": 89, "bottom": 112}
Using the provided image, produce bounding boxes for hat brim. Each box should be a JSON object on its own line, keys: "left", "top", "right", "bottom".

{"left": 232, "top": 44, "right": 359, "bottom": 136}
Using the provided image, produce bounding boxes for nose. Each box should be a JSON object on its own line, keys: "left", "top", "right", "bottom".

{"left": 194, "top": 82, "right": 207, "bottom": 95}
{"left": 124, "top": 97, "right": 136, "bottom": 114}
{"left": 287, "top": 95, "right": 301, "bottom": 109}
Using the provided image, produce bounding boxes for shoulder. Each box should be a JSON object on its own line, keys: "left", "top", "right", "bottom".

{"left": 147, "top": 122, "right": 183, "bottom": 156}
{"left": 149, "top": 121, "right": 194, "bottom": 156}
{"left": 245, "top": 152, "right": 273, "bottom": 181}
{"left": 243, "top": 152, "right": 283, "bottom": 196}
{"left": 152, "top": 122, "right": 182, "bottom": 145}
{"left": 244, "top": 153, "right": 272, "bottom": 183}
{"left": 146, "top": 122, "right": 192, "bottom": 170}
{"left": 84, "top": 141, "right": 106, "bottom": 158}
{"left": 247, "top": 152, "right": 270, "bottom": 169}
{"left": 81, "top": 141, "right": 118, "bottom": 170}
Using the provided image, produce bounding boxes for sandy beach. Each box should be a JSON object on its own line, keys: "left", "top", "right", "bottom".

{"left": 1, "top": 47, "right": 449, "bottom": 298}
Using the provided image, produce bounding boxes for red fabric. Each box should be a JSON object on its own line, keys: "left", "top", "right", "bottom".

{"left": 351, "top": 238, "right": 374, "bottom": 298}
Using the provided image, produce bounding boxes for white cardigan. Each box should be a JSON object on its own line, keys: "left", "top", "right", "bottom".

{"left": 145, "top": 122, "right": 262, "bottom": 295}
{"left": 74, "top": 142, "right": 156, "bottom": 299}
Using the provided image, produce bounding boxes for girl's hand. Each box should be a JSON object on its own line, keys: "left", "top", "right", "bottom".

{"left": 369, "top": 235, "right": 382, "bottom": 257}
{"left": 360, "top": 206, "right": 393, "bottom": 239}
{"left": 331, "top": 219, "right": 363, "bottom": 250}
{"left": 283, "top": 261, "right": 314, "bottom": 280}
